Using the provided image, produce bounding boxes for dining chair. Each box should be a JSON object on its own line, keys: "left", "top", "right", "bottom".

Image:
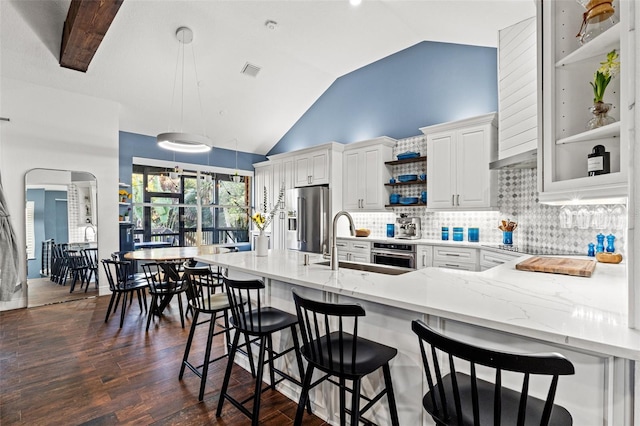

{"left": 412, "top": 319, "right": 575, "bottom": 425}
{"left": 292, "top": 290, "right": 399, "bottom": 426}
{"left": 101, "top": 259, "right": 148, "bottom": 328}
{"left": 142, "top": 261, "right": 190, "bottom": 330}
{"left": 81, "top": 248, "right": 99, "bottom": 291}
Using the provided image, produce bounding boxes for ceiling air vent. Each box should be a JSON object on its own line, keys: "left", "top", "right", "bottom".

{"left": 241, "top": 62, "right": 261, "bottom": 78}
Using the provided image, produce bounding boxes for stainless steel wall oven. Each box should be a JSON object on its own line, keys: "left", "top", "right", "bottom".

{"left": 370, "top": 242, "right": 416, "bottom": 269}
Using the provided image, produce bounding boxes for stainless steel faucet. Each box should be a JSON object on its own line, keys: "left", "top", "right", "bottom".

{"left": 84, "top": 224, "right": 97, "bottom": 242}
{"left": 330, "top": 211, "right": 355, "bottom": 270}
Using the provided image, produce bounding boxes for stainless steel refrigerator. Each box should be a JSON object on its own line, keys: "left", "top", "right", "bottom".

{"left": 286, "top": 186, "right": 329, "bottom": 254}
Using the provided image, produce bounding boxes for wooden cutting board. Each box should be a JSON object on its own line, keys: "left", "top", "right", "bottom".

{"left": 515, "top": 256, "right": 596, "bottom": 277}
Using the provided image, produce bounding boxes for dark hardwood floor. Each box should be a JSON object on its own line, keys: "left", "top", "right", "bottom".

{"left": 0, "top": 295, "right": 328, "bottom": 425}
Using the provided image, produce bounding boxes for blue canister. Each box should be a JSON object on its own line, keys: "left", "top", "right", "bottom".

{"left": 389, "top": 193, "right": 400, "bottom": 204}
{"left": 453, "top": 227, "right": 464, "bottom": 241}
{"left": 468, "top": 227, "right": 479, "bottom": 242}
{"left": 387, "top": 223, "right": 395, "bottom": 238}
{"left": 441, "top": 227, "right": 449, "bottom": 240}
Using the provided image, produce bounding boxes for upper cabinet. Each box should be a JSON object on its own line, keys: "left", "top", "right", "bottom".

{"left": 538, "top": 1, "right": 632, "bottom": 204}
{"left": 422, "top": 113, "right": 498, "bottom": 210}
{"left": 498, "top": 16, "right": 538, "bottom": 159}
{"left": 342, "top": 137, "right": 395, "bottom": 211}
{"left": 294, "top": 148, "right": 329, "bottom": 187}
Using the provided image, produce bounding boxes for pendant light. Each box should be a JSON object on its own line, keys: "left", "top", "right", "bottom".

{"left": 232, "top": 139, "right": 242, "bottom": 183}
{"left": 157, "top": 26, "right": 213, "bottom": 153}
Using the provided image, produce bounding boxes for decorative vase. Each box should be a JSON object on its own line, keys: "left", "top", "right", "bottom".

{"left": 586, "top": 101, "right": 615, "bottom": 130}
{"left": 256, "top": 233, "right": 268, "bottom": 257}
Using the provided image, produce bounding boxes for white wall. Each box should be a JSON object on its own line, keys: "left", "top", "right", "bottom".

{"left": 0, "top": 78, "right": 120, "bottom": 311}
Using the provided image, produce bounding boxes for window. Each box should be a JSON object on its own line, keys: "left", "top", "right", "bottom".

{"left": 131, "top": 165, "right": 251, "bottom": 247}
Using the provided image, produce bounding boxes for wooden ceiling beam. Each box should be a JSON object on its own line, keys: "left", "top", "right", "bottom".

{"left": 60, "top": 0, "right": 124, "bottom": 72}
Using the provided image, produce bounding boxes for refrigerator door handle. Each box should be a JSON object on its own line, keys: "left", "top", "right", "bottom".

{"left": 297, "top": 197, "right": 304, "bottom": 242}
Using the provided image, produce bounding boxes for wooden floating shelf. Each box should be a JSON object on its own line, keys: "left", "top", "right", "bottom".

{"left": 385, "top": 202, "right": 427, "bottom": 208}
{"left": 385, "top": 181, "right": 426, "bottom": 187}
{"left": 385, "top": 156, "right": 427, "bottom": 166}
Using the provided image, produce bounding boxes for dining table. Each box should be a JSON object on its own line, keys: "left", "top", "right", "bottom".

{"left": 124, "top": 245, "right": 232, "bottom": 314}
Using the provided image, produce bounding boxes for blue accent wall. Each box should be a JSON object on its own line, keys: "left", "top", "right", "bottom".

{"left": 268, "top": 41, "right": 498, "bottom": 155}
{"left": 119, "top": 131, "right": 267, "bottom": 185}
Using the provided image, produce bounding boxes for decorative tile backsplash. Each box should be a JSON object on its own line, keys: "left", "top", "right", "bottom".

{"left": 350, "top": 134, "right": 627, "bottom": 256}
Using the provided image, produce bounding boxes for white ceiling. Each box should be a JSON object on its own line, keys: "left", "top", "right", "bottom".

{"left": 0, "top": 0, "right": 535, "bottom": 155}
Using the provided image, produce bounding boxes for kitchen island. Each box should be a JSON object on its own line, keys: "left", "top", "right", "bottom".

{"left": 195, "top": 249, "right": 638, "bottom": 425}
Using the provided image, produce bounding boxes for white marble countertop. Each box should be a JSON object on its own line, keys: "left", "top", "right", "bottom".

{"left": 195, "top": 249, "right": 639, "bottom": 360}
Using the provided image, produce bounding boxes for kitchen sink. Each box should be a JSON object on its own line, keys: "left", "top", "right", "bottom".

{"left": 315, "top": 261, "right": 414, "bottom": 275}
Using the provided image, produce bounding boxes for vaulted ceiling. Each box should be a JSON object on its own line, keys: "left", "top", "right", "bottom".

{"left": 0, "top": 0, "right": 535, "bottom": 155}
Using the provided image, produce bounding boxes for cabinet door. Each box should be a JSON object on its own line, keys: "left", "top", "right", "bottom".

{"left": 294, "top": 156, "right": 310, "bottom": 187}
{"left": 350, "top": 253, "right": 370, "bottom": 263}
{"left": 309, "top": 150, "right": 329, "bottom": 185}
{"left": 362, "top": 148, "right": 385, "bottom": 210}
{"left": 427, "top": 132, "right": 456, "bottom": 208}
{"left": 417, "top": 245, "right": 433, "bottom": 269}
{"left": 254, "top": 164, "right": 273, "bottom": 231}
{"left": 456, "top": 125, "right": 490, "bottom": 208}
{"left": 343, "top": 150, "right": 361, "bottom": 210}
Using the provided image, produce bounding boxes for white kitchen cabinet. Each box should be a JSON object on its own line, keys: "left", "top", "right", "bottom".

{"left": 479, "top": 249, "right": 523, "bottom": 271}
{"left": 538, "top": 1, "right": 632, "bottom": 204}
{"left": 254, "top": 160, "right": 292, "bottom": 250}
{"left": 416, "top": 245, "right": 433, "bottom": 269}
{"left": 432, "top": 245, "right": 478, "bottom": 271}
{"left": 498, "top": 16, "right": 538, "bottom": 159}
{"left": 336, "top": 238, "right": 371, "bottom": 263}
{"left": 294, "top": 148, "right": 329, "bottom": 187}
{"left": 342, "top": 137, "right": 395, "bottom": 211}
{"left": 422, "top": 113, "right": 498, "bottom": 210}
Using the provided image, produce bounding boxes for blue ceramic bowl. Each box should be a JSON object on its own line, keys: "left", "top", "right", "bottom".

{"left": 389, "top": 193, "right": 400, "bottom": 204}
{"left": 399, "top": 197, "right": 419, "bottom": 205}
{"left": 398, "top": 174, "right": 418, "bottom": 183}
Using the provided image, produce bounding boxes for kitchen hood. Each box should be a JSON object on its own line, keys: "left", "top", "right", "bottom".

{"left": 489, "top": 149, "right": 537, "bottom": 170}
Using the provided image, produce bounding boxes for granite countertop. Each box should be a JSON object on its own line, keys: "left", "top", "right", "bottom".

{"left": 195, "top": 249, "right": 638, "bottom": 360}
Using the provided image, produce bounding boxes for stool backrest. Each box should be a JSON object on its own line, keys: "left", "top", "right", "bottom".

{"left": 292, "top": 290, "right": 366, "bottom": 375}
{"left": 222, "top": 276, "right": 265, "bottom": 333}
{"left": 412, "top": 319, "right": 575, "bottom": 426}
{"left": 101, "top": 259, "right": 130, "bottom": 291}
{"left": 183, "top": 265, "right": 225, "bottom": 311}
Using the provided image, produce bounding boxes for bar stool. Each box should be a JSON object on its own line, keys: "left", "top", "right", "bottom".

{"left": 217, "top": 275, "right": 308, "bottom": 426}
{"left": 292, "top": 290, "right": 400, "bottom": 426}
{"left": 411, "top": 319, "right": 575, "bottom": 425}
{"left": 179, "top": 264, "right": 232, "bottom": 401}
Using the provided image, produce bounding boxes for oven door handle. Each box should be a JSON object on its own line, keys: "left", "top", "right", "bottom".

{"left": 371, "top": 250, "right": 415, "bottom": 259}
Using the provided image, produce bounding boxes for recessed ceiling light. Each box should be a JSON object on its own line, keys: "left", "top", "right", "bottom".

{"left": 349, "top": 0, "right": 362, "bottom": 6}
{"left": 265, "top": 20, "right": 278, "bottom": 30}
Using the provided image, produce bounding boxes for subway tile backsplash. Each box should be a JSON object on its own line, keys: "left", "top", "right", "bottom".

{"left": 350, "top": 134, "right": 627, "bottom": 256}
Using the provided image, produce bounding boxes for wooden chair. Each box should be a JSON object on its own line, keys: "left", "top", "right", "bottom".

{"left": 101, "top": 259, "right": 148, "bottom": 328}
{"left": 292, "top": 290, "right": 399, "bottom": 426}
{"left": 81, "top": 248, "right": 99, "bottom": 291}
{"left": 217, "top": 275, "right": 307, "bottom": 426}
{"left": 142, "top": 261, "right": 190, "bottom": 331}
{"left": 411, "top": 319, "right": 575, "bottom": 425}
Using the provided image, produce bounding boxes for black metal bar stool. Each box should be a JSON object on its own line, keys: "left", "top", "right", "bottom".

{"left": 216, "top": 275, "right": 308, "bottom": 426}
{"left": 179, "top": 264, "right": 232, "bottom": 401}
{"left": 292, "top": 290, "right": 400, "bottom": 426}
{"left": 412, "top": 319, "right": 575, "bottom": 425}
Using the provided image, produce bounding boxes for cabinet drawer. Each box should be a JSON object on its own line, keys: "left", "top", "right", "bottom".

{"left": 433, "top": 246, "right": 478, "bottom": 264}
{"left": 348, "top": 240, "right": 371, "bottom": 253}
{"left": 433, "top": 260, "right": 477, "bottom": 271}
{"left": 479, "top": 249, "right": 522, "bottom": 268}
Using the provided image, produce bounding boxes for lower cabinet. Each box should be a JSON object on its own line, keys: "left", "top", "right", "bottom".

{"left": 336, "top": 238, "right": 371, "bottom": 263}
{"left": 479, "top": 248, "right": 523, "bottom": 271}
{"left": 432, "top": 246, "right": 478, "bottom": 271}
{"left": 416, "top": 245, "right": 433, "bottom": 269}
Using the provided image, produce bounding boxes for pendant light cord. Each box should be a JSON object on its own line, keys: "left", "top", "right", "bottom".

{"left": 190, "top": 43, "right": 208, "bottom": 138}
